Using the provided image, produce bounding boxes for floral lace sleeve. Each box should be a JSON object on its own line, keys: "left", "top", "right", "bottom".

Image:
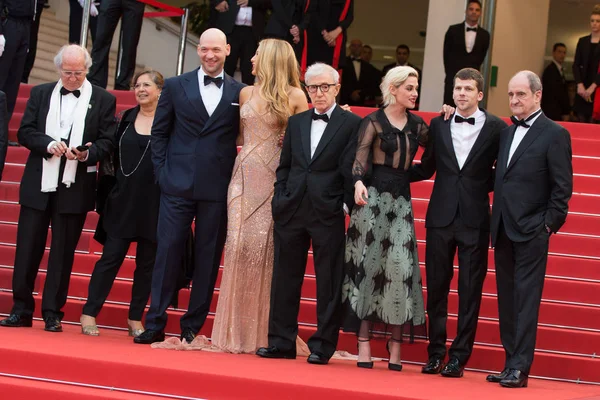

{"left": 352, "top": 115, "right": 378, "bottom": 184}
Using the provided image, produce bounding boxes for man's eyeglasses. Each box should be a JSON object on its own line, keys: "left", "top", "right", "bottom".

{"left": 60, "top": 70, "right": 86, "bottom": 78}
{"left": 305, "top": 83, "right": 337, "bottom": 94}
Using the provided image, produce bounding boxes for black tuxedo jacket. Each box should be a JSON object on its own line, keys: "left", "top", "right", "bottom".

{"left": 573, "top": 35, "right": 600, "bottom": 86}
{"left": 264, "top": 0, "right": 304, "bottom": 41}
{"left": 210, "top": 0, "right": 271, "bottom": 40}
{"left": 491, "top": 114, "right": 572, "bottom": 245}
{"left": 272, "top": 105, "right": 361, "bottom": 226}
{"left": 409, "top": 111, "right": 507, "bottom": 230}
{"left": 0, "top": 91, "right": 7, "bottom": 181}
{"left": 443, "top": 22, "right": 490, "bottom": 82}
{"left": 17, "top": 82, "right": 116, "bottom": 214}
{"left": 151, "top": 69, "right": 245, "bottom": 202}
{"left": 339, "top": 57, "right": 382, "bottom": 106}
{"left": 541, "top": 62, "right": 570, "bottom": 121}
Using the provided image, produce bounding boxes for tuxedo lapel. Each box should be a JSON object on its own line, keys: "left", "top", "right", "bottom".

{"left": 300, "top": 111, "right": 313, "bottom": 164}
{"left": 461, "top": 112, "right": 492, "bottom": 169}
{"left": 506, "top": 116, "right": 546, "bottom": 172}
{"left": 202, "top": 75, "right": 234, "bottom": 133}
{"left": 311, "top": 106, "right": 345, "bottom": 164}
{"left": 182, "top": 69, "right": 210, "bottom": 123}
{"left": 441, "top": 117, "right": 460, "bottom": 171}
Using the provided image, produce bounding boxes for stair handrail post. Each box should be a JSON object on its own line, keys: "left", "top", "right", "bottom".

{"left": 80, "top": 0, "right": 93, "bottom": 47}
{"left": 176, "top": 7, "right": 190, "bottom": 76}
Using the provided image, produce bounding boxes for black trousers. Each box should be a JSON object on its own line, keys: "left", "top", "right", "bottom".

{"left": 425, "top": 214, "right": 489, "bottom": 365}
{"left": 268, "top": 194, "right": 345, "bottom": 359}
{"left": 145, "top": 193, "right": 227, "bottom": 333}
{"left": 0, "top": 18, "right": 30, "bottom": 119}
{"left": 88, "top": 0, "right": 144, "bottom": 90}
{"left": 11, "top": 198, "right": 86, "bottom": 320}
{"left": 21, "top": 5, "right": 44, "bottom": 83}
{"left": 494, "top": 222, "right": 549, "bottom": 375}
{"left": 224, "top": 26, "right": 256, "bottom": 85}
{"left": 82, "top": 235, "right": 155, "bottom": 321}
{"left": 68, "top": 0, "right": 99, "bottom": 46}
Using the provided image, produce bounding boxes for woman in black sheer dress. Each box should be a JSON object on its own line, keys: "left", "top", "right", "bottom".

{"left": 342, "top": 66, "right": 427, "bottom": 371}
{"left": 80, "top": 70, "right": 163, "bottom": 336}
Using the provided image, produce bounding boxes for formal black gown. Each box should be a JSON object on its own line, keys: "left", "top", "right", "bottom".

{"left": 342, "top": 109, "right": 427, "bottom": 340}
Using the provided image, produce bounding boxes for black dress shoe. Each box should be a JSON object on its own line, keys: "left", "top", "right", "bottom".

{"left": 307, "top": 352, "right": 329, "bottom": 365}
{"left": 486, "top": 368, "right": 510, "bottom": 383}
{"left": 441, "top": 357, "right": 464, "bottom": 378}
{"left": 421, "top": 356, "right": 444, "bottom": 374}
{"left": 500, "top": 369, "right": 528, "bottom": 388}
{"left": 180, "top": 328, "right": 196, "bottom": 343}
{"left": 256, "top": 346, "right": 296, "bottom": 359}
{"left": 44, "top": 316, "right": 62, "bottom": 332}
{"left": 0, "top": 314, "right": 33, "bottom": 328}
{"left": 133, "top": 329, "right": 165, "bottom": 344}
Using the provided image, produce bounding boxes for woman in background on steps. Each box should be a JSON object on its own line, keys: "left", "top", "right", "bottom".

{"left": 79, "top": 69, "right": 163, "bottom": 337}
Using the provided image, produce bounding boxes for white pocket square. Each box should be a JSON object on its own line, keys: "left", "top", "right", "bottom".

{"left": 231, "top": 102, "right": 239, "bottom": 106}
{"left": 87, "top": 166, "right": 97, "bottom": 173}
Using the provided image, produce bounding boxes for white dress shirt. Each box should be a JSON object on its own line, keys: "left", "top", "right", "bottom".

{"left": 198, "top": 67, "right": 224, "bottom": 117}
{"left": 507, "top": 109, "right": 542, "bottom": 166}
{"left": 47, "top": 84, "right": 84, "bottom": 153}
{"left": 450, "top": 108, "right": 485, "bottom": 169}
{"left": 235, "top": 6, "right": 253, "bottom": 27}
{"left": 553, "top": 60, "right": 564, "bottom": 77}
{"left": 310, "top": 103, "right": 336, "bottom": 158}
{"left": 352, "top": 58, "right": 361, "bottom": 80}
{"left": 465, "top": 22, "right": 477, "bottom": 53}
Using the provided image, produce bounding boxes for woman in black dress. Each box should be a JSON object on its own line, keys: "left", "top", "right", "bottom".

{"left": 342, "top": 66, "right": 427, "bottom": 371}
{"left": 80, "top": 69, "right": 163, "bottom": 336}
{"left": 573, "top": 5, "right": 600, "bottom": 123}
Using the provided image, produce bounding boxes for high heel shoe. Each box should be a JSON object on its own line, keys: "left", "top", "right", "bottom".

{"left": 127, "top": 319, "right": 144, "bottom": 338}
{"left": 387, "top": 338, "right": 403, "bottom": 372}
{"left": 357, "top": 337, "right": 374, "bottom": 369}
{"left": 80, "top": 315, "right": 99, "bottom": 336}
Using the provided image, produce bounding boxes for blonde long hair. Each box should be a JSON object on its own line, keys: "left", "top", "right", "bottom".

{"left": 254, "top": 38, "right": 301, "bottom": 129}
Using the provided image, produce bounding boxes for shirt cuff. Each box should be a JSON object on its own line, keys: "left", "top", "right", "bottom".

{"left": 343, "top": 203, "right": 349, "bottom": 215}
{"left": 80, "top": 150, "right": 90, "bottom": 162}
{"left": 47, "top": 141, "right": 57, "bottom": 153}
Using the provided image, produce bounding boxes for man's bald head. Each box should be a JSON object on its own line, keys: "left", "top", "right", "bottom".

{"left": 197, "top": 28, "right": 230, "bottom": 77}
{"left": 349, "top": 38, "right": 363, "bottom": 58}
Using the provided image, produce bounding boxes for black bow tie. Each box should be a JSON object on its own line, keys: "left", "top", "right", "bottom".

{"left": 466, "top": 27, "right": 477, "bottom": 32}
{"left": 204, "top": 75, "right": 223, "bottom": 88}
{"left": 510, "top": 109, "right": 542, "bottom": 128}
{"left": 312, "top": 113, "right": 329, "bottom": 123}
{"left": 60, "top": 87, "right": 81, "bottom": 98}
{"left": 454, "top": 115, "right": 475, "bottom": 125}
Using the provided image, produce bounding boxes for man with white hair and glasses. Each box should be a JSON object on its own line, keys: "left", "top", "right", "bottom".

{"left": 0, "top": 44, "right": 115, "bottom": 333}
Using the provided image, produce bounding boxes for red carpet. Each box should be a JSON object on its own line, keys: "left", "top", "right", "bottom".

{"left": 1, "top": 84, "right": 600, "bottom": 398}
{"left": 1, "top": 324, "right": 600, "bottom": 400}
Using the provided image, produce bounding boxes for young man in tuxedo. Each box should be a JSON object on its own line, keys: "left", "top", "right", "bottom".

{"left": 541, "top": 43, "right": 571, "bottom": 121}
{"left": 382, "top": 45, "right": 421, "bottom": 109}
{"left": 488, "top": 71, "right": 572, "bottom": 388}
{"left": 256, "top": 62, "right": 361, "bottom": 364}
{"left": 135, "top": 28, "right": 245, "bottom": 345}
{"left": 442, "top": 0, "right": 490, "bottom": 107}
{"left": 339, "top": 38, "right": 381, "bottom": 106}
{"left": 210, "top": 0, "right": 270, "bottom": 85}
{"left": 0, "top": 44, "right": 116, "bottom": 332}
{"left": 410, "top": 68, "right": 507, "bottom": 378}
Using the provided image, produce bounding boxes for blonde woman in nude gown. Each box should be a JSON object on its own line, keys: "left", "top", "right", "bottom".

{"left": 210, "top": 38, "right": 310, "bottom": 354}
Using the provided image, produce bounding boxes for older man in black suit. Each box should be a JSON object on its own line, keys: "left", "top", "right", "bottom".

{"left": 340, "top": 38, "right": 381, "bottom": 106}
{"left": 135, "top": 28, "right": 245, "bottom": 345}
{"left": 210, "top": 0, "right": 270, "bottom": 84}
{"left": 487, "top": 71, "right": 573, "bottom": 388}
{"left": 256, "top": 62, "right": 361, "bottom": 364}
{"left": 442, "top": 0, "right": 490, "bottom": 106}
{"left": 0, "top": 44, "right": 115, "bottom": 332}
{"left": 541, "top": 43, "right": 571, "bottom": 121}
{"left": 410, "top": 68, "right": 507, "bottom": 378}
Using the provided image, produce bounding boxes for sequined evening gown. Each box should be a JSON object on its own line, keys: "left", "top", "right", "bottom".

{"left": 210, "top": 94, "right": 310, "bottom": 355}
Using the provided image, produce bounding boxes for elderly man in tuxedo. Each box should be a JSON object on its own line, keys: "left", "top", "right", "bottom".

{"left": 410, "top": 68, "right": 507, "bottom": 378}
{"left": 256, "top": 62, "right": 361, "bottom": 364}
{"left": 340, "top": 38, "right": 381, "bottom": 106}
{"left": 0, "top": 44, "right": 115, "bottom": 332}
{"left": 442, "top": 0, "right": 490, "bottom": 106}
{"left": 134, "top": 28, "right": 245, "bottom": 345}
{"left": 487, "top": 71, "right": 572, "bottom": 388}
